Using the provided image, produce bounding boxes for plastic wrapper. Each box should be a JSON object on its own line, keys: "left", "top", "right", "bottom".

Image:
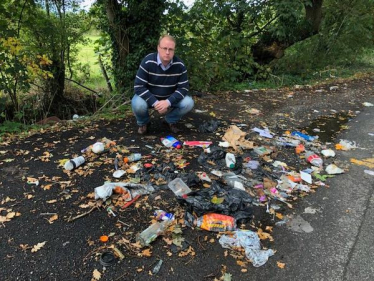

{"left": 325, "top": 164, "right": 344, "bottom": 174}
{"left": 219, "top": 229, "right": 274, "bottom": 267}
{"left": 94, "top": 182, "right": 155, "bottom": 201}
{"left": 179, "top": 181, "right": 252, "bottom": 222}
{"left": 196, "top": 213, "right": 236, "bottom": 232}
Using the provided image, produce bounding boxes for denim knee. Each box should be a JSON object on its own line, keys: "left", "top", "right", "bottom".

{"left": 131, "top": 95, "right": 148, "bottom": 115}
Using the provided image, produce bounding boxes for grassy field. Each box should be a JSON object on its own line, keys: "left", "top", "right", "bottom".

{"left": 75, "top": 33, "right": 108, "bottom": 90}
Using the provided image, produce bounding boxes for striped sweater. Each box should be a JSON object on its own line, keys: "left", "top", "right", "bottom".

{"left": 134, "top": 53, "right": 189, "bottom": 107}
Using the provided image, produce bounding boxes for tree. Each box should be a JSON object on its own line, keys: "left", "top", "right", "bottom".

{"left": 91, "top": 0, "right": 166, "bottom": 97}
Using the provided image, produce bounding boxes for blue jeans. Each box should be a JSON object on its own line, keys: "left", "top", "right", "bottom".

{"left": 131, "top": 95, "right": 194, "bottom": 126}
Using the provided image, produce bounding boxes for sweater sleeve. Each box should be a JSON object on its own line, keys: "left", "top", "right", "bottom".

{"left": 134, "top": 57, "right": 158, "bottom": 107}
{"left": 167, "top": 64, "right": 189, "bottom": 106}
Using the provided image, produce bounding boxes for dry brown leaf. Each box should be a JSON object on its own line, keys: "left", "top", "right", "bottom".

{"left": 162, "top": 237, "right": 173, "bottom": 245}
{"left": 92, "top": 269, "right": 101, "bottom": 280}
{"left": 31, "top": 241, "right": 46, "bottom": 253}
{"left": 19, "top": 244, "right": 30, "bottom": 251}
{"left": 166, "top": 251, "right": 173, "bottom": 256}
{"left": 275, "top": 213, "right": 284, "bottom": 219}
{"left": 42, "top": 184, "right": 52, "bottom": 190}
{"left": 237, "top": 260, "right": 246, "bottom": 267}
{"left": 48, "top": 214, "right": 58, "bottom": 224}
{"left": 257, "top": 229, "right": 274, "bottom": 241}
{"left": 241, "top": 268, "right": 248, "bottom": 272}
{"left": 277, "top": 261, "right": 286, "bottom": 269}
{"left": 6, "top": 212, "right": 16, "bottom": 219}
{"left": 0, "top": 216, "right": 9, "bottom": 222}
{"left": 46, "top": 199, "right": 57, "bottom": 204}
{"left": 141, "top": 248, "right": 152, "bottom": 257}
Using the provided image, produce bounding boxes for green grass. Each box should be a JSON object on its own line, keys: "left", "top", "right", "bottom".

{"left": 75, "top": 34, "right": 108, "bottom": 90}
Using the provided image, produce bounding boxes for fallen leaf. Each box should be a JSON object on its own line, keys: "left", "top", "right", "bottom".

{"left": 141, "top": 248, "right": 152, "bottom": 257}
{"left": 42, "top": 184, "right": 52, "bottom": 190}
{"left": 237, "top": 260, "right": 246, "bottom": 267}
{"left": 257, "top": 228, "right": 274, "bottom": 241}
{"left": 46, "top": 199, "right": 57, "bottom": 204}
{"left": 48, "top": 214, "right": 58, "bottom": 224}
{"left": 277, "top": 261, "right": 286, "bottom": 269}
{"left": 6, "top": 212, "right": 16, "bottom": 219}
{"left": 92, "top": 269, "right": 101, "bottom": 280}
{"left": 275, "top": 213, "right": 284, "bottom": 219}
{"left": 31, "top": 241, "right": 46, "bottom": 253}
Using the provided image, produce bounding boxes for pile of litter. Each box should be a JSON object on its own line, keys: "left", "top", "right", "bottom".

{"left": 56, "top": 121, "right": 357, "bottom": 271}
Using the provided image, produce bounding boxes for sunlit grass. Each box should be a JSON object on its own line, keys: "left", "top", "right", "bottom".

{"left": 75, "top": 34, "right": 108, "bottom": 90}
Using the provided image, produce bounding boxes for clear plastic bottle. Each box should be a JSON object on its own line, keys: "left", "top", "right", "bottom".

{"left": 64, "top": 156, "right": 85, "bottom": 170}
{"left": 136, "top": 220, "right": 170, "bottom": 247}
{"left": 225, "top": 152, "right": 236, "bottom": 169}
{"left": 124, "top": 153, "right": 141, "bottom": 163}
{"left": 161, "top": 136, "right": 182, "bottom": 149}
{"left": 305, "top": 151, "right": 323, "bottom": 167}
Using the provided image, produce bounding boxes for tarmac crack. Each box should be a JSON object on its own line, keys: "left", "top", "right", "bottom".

{"left": 342, "top": 183, "right": 374, "bottom": 280}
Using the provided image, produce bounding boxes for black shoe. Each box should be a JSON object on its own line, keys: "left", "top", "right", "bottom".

{"left": 163, "top": 121, "right": 181, "bottom": 134}
{"left": 137, "top": 124, "right": 148, "bottom": 135}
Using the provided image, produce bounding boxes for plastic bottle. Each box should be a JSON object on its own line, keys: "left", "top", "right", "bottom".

{"left": 123, "top": 153, "right": 141, "bottom": 163}
{"left": 305, "top": 151, "right": 323, "bottom": 167}
{"left": 161, "top": 136, "right": 182, "bottom": 149}
{"left": 64, "top": 156, "right": 85, "bottom": 170}
{"left": 136, "top": 220, "right": 170, "bottom": 247}
{"left": 225, "top": 153, "right": 236, "bottom": 169}
{"left": 291, "top": 131, "right": 318, "bottom": 142}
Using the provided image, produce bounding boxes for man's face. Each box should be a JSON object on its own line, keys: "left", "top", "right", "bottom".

{"left": 158, "top": 38, "right": 176, "bottom": 66}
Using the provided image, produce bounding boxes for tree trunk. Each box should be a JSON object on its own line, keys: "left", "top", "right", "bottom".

{"left": 98, "top": 54, "right": 113, "bottom": 92}
{"left": 104, "top": 0, "right": 129, "bottom": 93}
{"left": 305, "top": 0, "right": 323, "bottom": 35}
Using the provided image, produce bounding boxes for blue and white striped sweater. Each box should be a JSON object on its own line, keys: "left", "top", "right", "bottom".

{"left": 134, "top": 53, "right": 189, "bottom": 107}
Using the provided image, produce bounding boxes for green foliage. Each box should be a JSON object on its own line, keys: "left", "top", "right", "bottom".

{"left": 274, "top": 0, "right": 374, "bottom": 74}
{"left": 0, "top": 121, "right": 25, "bottom": 135}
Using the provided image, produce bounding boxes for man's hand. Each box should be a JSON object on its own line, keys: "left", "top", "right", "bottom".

{"left": 154, "top": 100, "right": 170, "bottom": 114}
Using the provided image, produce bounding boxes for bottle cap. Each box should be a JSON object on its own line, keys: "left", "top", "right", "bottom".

{"left": 229, "top": 163, "right": 235, "bottom": 169}
{"left": 176, "top": 144, "right": 181, "bottom": 149}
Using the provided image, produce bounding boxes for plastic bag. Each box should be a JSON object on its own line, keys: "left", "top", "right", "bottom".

{"left": 336, "top": 139, "right": 357, "bottom": 151}
{"left": 219, "top": 230, "right": 274, "bottom": 267}
{"left": 179, "top": 181, "right": 252, "bottom": 222}
{"left": 325, "top": 164, "right": 344, "bottom": 174}
{"left": 94, "top": 182, "right": 155, "bottom": 200}
{"left": 198, "top": 120, "right": 221, "bottom": 133}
